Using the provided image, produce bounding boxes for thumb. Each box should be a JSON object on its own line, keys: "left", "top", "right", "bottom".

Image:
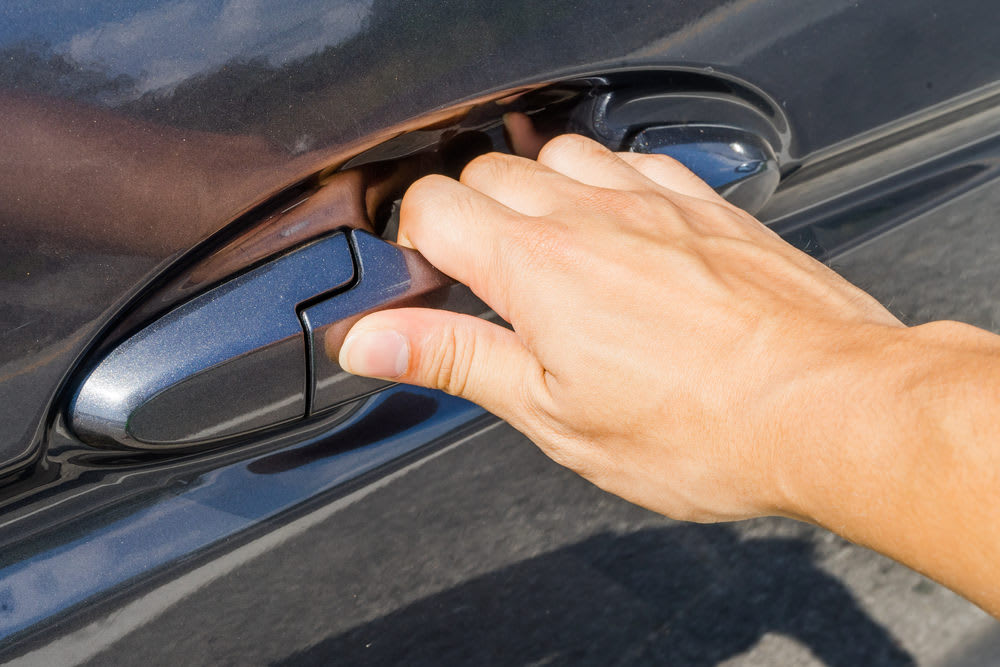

{"left": 335, "top": 308, "right": 543, "bottom": 422}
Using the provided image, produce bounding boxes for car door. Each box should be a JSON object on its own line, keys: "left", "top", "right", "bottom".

{"left": 2, "top": 1, "right": 1000, "bottom": 664}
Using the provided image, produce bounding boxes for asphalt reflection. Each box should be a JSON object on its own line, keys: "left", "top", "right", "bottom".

{"left": 281, "top": 525, "right": 914, "bottom": 666}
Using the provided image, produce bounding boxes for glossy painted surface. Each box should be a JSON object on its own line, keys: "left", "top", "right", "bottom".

{"left": 630, "top": 124, "right": 780, "bottom": 212}
{"left": 3, "top": 0, "right": 1000, "bottom": 471}
{"left": 1, "top": 386, "right": 486, "bottom": 642}
{"left": 70, "top": 233, "right": 355, "bottom": 449}
{"left": 2, "top": 0, "right": 1000, "bottom": 663}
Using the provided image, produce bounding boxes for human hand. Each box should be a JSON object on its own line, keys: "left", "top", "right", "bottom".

{"left": 334, "top": 134, "right": 906, "bottom": 523}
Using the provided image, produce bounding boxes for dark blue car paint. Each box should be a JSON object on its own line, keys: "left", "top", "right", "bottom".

{"left": 1, "top": 0, "right": 1000, "bottom": 662}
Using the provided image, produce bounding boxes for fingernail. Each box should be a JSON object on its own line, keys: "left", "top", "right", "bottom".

{"left": 339, "top": 329, "right": 409, "bottom": 379}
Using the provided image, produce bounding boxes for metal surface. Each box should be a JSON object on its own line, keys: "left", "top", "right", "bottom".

{"left": 1, "top": 385, "right": 489, "bottom": 648}
{"left": 3, "top": 0, "right": 1000, "bottom": 473}
{"left": 1, "top": 0, "right": 1000, "bottom": 663}
{"left": 69, "top": 234, "right": 355, "bottom": 449}
{"left": 630, "top": 124, "right": 780, "bottom": 212}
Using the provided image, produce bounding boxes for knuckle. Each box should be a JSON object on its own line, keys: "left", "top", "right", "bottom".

{"left": 537, "top": 133, "right": 593, "bottom": 163}
{"left": 403, "top": 173, "right": 451, "bottom": 205}
{"left": 622, "top": 152, "right": 659, "bottom": 169}
{"left": 447, "top": 188, "right": 485, "bottom": 227}
{"left": 401, "top": 174, "right": 452, "bottom": 228}
{"left": 631, "top": 152, "right": 698, "bottom": 182}
{"left": 693, "top": 200, "right": 761, "bottom": 237}
{"left": 460, "top": 151, "right": 510, "bottom": 185}
{"left": 644, "top": 152, "right": 686, "bottom": 172}
{"left": 401, "top": 174, "right": 482, "bottom": 241}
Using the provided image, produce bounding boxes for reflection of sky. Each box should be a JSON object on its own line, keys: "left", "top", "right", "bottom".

{"left": 1, "top": 0, "right": 374, "bottom": 95}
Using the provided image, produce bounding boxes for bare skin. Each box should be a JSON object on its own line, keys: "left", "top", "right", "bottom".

{"left": 336, "top": 134, "right": 1000, "bottom": 616}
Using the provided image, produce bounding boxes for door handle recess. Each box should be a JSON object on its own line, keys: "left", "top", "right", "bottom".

{"left": 69, "top": 230, "right": 473, "bottom": 450}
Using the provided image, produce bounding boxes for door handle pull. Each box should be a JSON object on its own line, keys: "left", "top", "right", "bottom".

{"left": 68, "top": 230, "right": 482, "bottom": 450}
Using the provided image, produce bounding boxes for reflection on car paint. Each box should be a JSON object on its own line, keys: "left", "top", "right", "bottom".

{"left": 0, "top": 387, "right": 484, "bottom": 642}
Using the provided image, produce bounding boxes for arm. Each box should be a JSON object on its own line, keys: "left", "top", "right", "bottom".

{"left": 334, "top": 134, "right": 1000, "bottom": 615}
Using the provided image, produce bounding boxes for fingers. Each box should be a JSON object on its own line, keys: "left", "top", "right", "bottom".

{"left": 398, "top": 174, "right": 531, "bottom": 316}
{"left": 537, "top": 134, "right": 654, "bottom": 191}
{"left": 337, "top": 308, "right": 545, "bottom": 429}
{"left": 458, "top": 151, "right": 567, "bottom": 217}
{"left": 537, "top": 134, "right": 728, "bottom": 205}
{"left": 616, "top": 151, "right": 726, "bottom": 203}
{"left": 614, "top": 147, "right": 778, "bottom": 241}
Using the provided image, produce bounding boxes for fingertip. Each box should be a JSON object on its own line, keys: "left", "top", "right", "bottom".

{"left": 339, "top": 308, "right": 544, "bottom": 424}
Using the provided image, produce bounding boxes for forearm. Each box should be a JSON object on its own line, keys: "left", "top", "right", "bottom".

{"left": 792, "top": 320, "right": 1000, "bottom": 615}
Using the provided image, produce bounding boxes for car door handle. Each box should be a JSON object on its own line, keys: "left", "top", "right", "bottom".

{"left": 299, "top": 229, "right": 484, "bottom": 416}
{"left": 69, "top": 229, "right": 471, "bottom": 450}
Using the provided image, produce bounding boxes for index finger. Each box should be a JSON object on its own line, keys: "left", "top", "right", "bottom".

{"left": 398, "top": 173, "right": 543, "bottom": 323}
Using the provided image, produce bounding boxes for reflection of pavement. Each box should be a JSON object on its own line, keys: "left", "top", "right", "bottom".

{"left": 283, "top": 525, "right": 915, "bottom": 666}
{"left": 834, "top": 181, "right": 1000, "bottom": 332}
{"left": 84, "top": 420, "right": 991, "bottom": 666}
{"left": 85, "top": 185, "right": 1000, "bottom": 666}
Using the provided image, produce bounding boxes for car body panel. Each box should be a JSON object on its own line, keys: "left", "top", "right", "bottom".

{"left": 1, "top": 0, "right": 1000, "bottom": 663}
{"left": 3, "top": 0, "right": 1000, "bottom": 468}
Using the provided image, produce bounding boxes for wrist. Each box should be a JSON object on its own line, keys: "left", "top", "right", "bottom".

{"left": 777, "top": 318, "right": 1000, "bottom": 586}
{"left": 769, "top": 322, "right": 946, "bottom": 530}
